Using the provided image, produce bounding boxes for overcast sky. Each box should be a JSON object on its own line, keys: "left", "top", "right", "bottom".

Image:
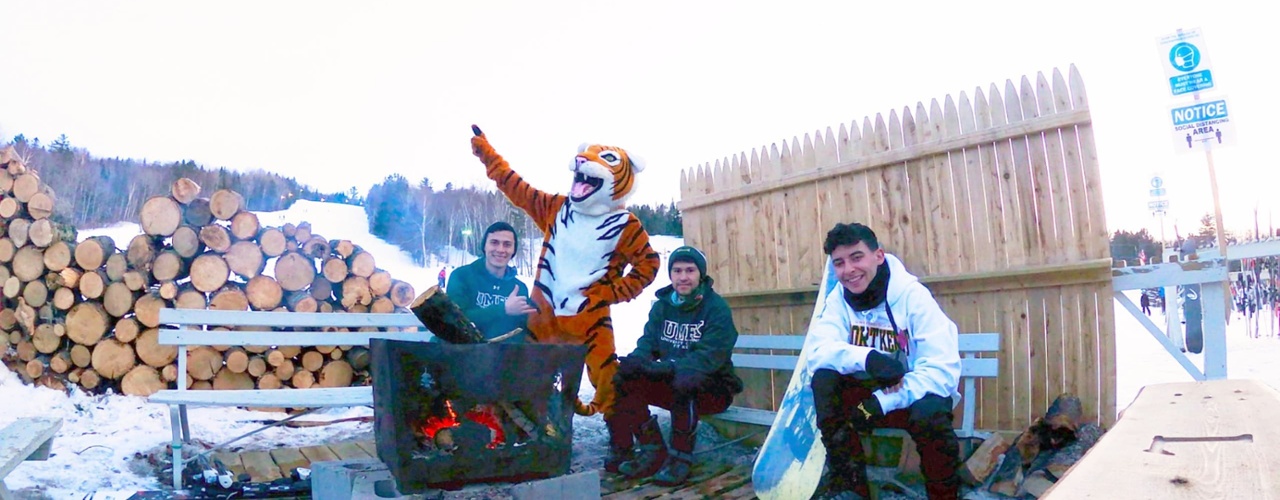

{"left": 0, "top": 1, "right": 1271, "bottom": 237}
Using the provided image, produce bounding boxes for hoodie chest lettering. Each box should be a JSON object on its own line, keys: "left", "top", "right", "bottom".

{"left": 849, "top": 323, "right": 910, "bottom": 355}
{"left": 475, "top": 291, "right": 509, "bottom": 308}
{"left": 661, "top": 320, "right": 704, "bottom": 349}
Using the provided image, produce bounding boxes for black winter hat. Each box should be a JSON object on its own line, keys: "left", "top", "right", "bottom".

{"left": 668, "top": 246, "right": 707, "bottom": 276}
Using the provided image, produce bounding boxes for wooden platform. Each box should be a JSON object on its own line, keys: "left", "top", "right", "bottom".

{"left": 601, "top": 461, "right": 756, "bottom": 499}
{"left": 1045, "top": 379, "right": 1280, "bottom": 498}
{"left": 213, "top": 440, "right": 378, "bottom": 482}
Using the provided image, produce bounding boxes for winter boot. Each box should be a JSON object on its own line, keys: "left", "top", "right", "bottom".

{"left": 653, "top": 450, "right": 693, "bottom": 486}
{"left": 603, "top": 415, "right": 635, "bottom": 474}
{"left": 811, "top": 423, "right": 871, "bottom": 500}
{"left": 618, "top": 416, "right": 667, "bottom": 478}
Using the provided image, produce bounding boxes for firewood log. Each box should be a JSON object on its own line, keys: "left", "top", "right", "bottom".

{"left": 103, "top": 282, "right": 138, "bottom": 318}
{"left": 286, "top": 290, "right": 318, "bottom": 313}
{"left": 247, "top": 355, "right": 268, "bottom": 377}
{"left": 213, "top": 369, "right": 254, "bottom": 390}
{"left": 49, "top": 350, "right": 72, "bottom": 374}
{"left": 125, "top": 234, "right": 159, "bottom": 271}
{"left": 32, "top": 323, "right": 61, "bottom": 354}
{"left": 410, "top": 286, "right": 484, "bottom": 344}
{"left": 300, "top": 350, "right": 325, "bottom": 372}
{"left": 28, "top": 218, "right": 71, "bottom": 247}
{"left": 171, "top": 178, "right": 201, "bottom": 204}
{"left": 321, "top": 256, "right": 348, "bottom": 284}
{"left": 346, "top": 347, "right": 370, "bottom": 371}
{"left": 281, "top": 222, "right": 296, "bottom": 238}
{"left": 78, "top": 269, "right": 108, "bottom": 299}
{"left": 140, "top": 196, "right": 182, "bottom": 236}
{"left": 58, "top": 267, "right": 81, "bottom": 289}
{"left": 0, "top": 237, "right": 16, "bottom": 263}
{"left": 190, "top": 380, "right": 212, "bottom": 390}
{"left": 318, "top": 360, "right": 354, "bottom": 388}
{"left": 223, "top": 347, "right": 250, "bottom": 373}
{"left": 293, "top": 221, "right": 312, "bottom": 244}
{"left": 170, "top": 225, "right": 203, "bottom": 259}
{"left": 190, "top": 253, "right": 230, "bottom": 293}
{"left": 368, "top": 270, "right": 392, "bottom": 297}
{"left": 79, "top": 368, "right": 101, "bottom": 391}
{"left": 329, "top": 239, "right": 355, "bottom": 258}
{"left": 122, "top": 270, "right": 150, "bottom": 292}
{"left": 246, "top": 275, "right": 283, "bottom": 311}
{"left": 209, "top": 189, "right": 244, "bottom": 221}
{"left": 26, "top": 191, "right": 55, "bottom": 220}
{"left": 75, "top": 235, "right": 116, "bottom": 270}
{"left": 12, "top": 173, "right": 43, "bottom": 203}
{"left": 290, "top": 370, "right": 315, "bottom": 389}
{"left": 183, "top": 198, "right": 214, "bottom": 227}
{"left": 133, "top": 292, "right": 167, "bottom": 328}
{"left": 210, "top": 283, "right": 249, "bottom": 312}
{"left": 302, "top": 235, "right": 330, "bottom": 260}
{"left": 198, "top": 224, "right": 232, "bottom": 253}
{"left": 161, "top": 364, "right": 179, "bottom": 383}
{"left": 346, "top": 248, "right": 375, "bottom": 278}
{"left": 13, "top": 246, "right": 46, "bottom": 282}
{"left": 16, "top": 340, "right": 37, "bottom": 362}
{"left": 257, "top": 373, "right": 283, "bottom": 390}
{"left": 0, "top": 306, "right": 15, "bottom": 330}
{"left": 340, "top": 276, "right": 372, "bottom": 308}
{"left": 158, "top": 280, "right": 179, "bottom": 300}
{"left": 67, "top": 302, "right": 110, "bottom": 346}
{"left": 9, "top": 218, "right": 32, "bottom": 247}
{"left": 113, "top": 317, "right": 141, "bottom": 343}
{"left": 42, "top": 240, "right": 74, "bottom": 272}
{"left": 136, "top": 328, "right": 176, "bottom": 368}
{"left": 175, "top": 283, "right": 208, "bottom": 310}
{"left": 25, "top": 358, "right": 44, "bottom": 379}
{"left": 309, "top": 275, "right": 334, "bottom": 301}
{"left": 104, "top": 253, "right": 128, "bottom": 282}
{"left": 274, "top": 251, "right": 315, "bottom": 292}
{"left": 225, "top": 241, "right": 265, "bottom": 279}
{"left": 122, "top": 365, "right": 166, "bottom": 397}
{"left": 230, "top": 211, "right": 260, "bottom": 241}
{"left": 70, "top": 344, "right": 92, "bottom": 368}
{"left": 91, "top": 338, "right": 136, "bottom": 380}
{"left": 0, "top": 198, "right": 22, "bottom": 219}
{"left": 258, "top": 227, "right": 287, "bottom": 257}
{"left": 22, "top": 279, "right": 48, "bottom": 308}
{"left": 187, "top": 346, "right": 223, "bottom": 381}
{"left": 274, "top": 358, "right": 296, "bottom": 381}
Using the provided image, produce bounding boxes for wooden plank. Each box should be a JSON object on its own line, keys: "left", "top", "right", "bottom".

{"left": 150, "top": 386, "right": 371, "bottom": 407}
{"left": 238, "top": 450, "right": 283, "bottom": 482}
{"left": 1051, "top": 68, "right": 1092, "bottom": 262}
{"left": 1005, "top": 290, "right": 1030, "bottom": 430}
{"left": 1037, "top": 71, "right": 1078, "bottom": 265}
{"left": 1095, "top": 282, "right": 1117, "bottom": 427}
{"left": 988, "top": 83, "right": 1028, "bottom": 270}
{"left": 978, "top": 292, "right": 1001, "bottom": 430}
{"left": 298, "top": 445, "right": 339, "bottom": 464}
{"left": 942, "top": 95, "right": 975, "bottom": 275}
{"left": 679, "top": 108, "right": 1092, "bottom": 211}
{"left": 1027, "top": 288, "right": 1049, "bottom": 420}
{"left": 354, "top": 440, "right": 377, "bottom": 457}
{"left": 906, "top": 104, "right": 933, "bottom": 274}
{"left": 657, "top": 463, "right": 752, "bottom": 499}
{"left": 1005, "top": 79, "right": 1043, "bottom": 267}
{"left": 1068, "top": 64, "right": 1110, "bottom": 258}
{"left": 211, "top": 451, "right": 246, "bottom": 478}
{"left": 0, "top": 418, "right": 61, "bottom": 477}
{"left": 603, "top": 461, "right": 734, "bottom": 499}
{"left": 1043, "top": 380, "right": 1280, "bottom": 498}
{"left": 973, "top": 87, "right": 1011, "bottom": 271}
{"left": 269, "top": 447, "right": 309, "bottom": 477}
{"left": 1019, "top": 75, "right": 1060, "bottom": 265}
{"left": 881, "top": 112, "right": 914, "bottom": 266}
{"left": 1044, "top": 287, "right": 1067, "bottom": 406}
{"left": 328, "top": 441, "right": 372, "bottom": 460}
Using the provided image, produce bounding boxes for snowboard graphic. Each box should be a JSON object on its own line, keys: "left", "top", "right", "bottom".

{"left": 751, "top": 257, "right": 840, "bottom": 499}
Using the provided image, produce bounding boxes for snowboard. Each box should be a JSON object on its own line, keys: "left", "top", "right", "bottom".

{"left": 751, "top": 257, "right": 840, "bottom": 499}
{"left": 1179, "top": 240, "right": 1204, "bottom": 354}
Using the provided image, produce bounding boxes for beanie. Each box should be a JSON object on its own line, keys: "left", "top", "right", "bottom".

{"left": 668, "top": 246, "right": 707, "bottom": 276}
{"left": 481, "top": 221, "right": 518, "bottom": 253}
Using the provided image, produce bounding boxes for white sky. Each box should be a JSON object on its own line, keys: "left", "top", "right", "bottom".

{"left": 0, "top": 1, "right": 1273, "bottom": 237}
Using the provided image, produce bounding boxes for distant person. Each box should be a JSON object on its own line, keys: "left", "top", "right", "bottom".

{"left": 438, "top": 266, "right": 447, "bottom": 288}
{"left": 1140, "top": 290, "right": 1151, "bottom": 316}
{"left": 444, "top": 222, "right": 534, "bottom": 342}
{"left": 1158, "top": 287, "right": 1166, "bottom": 315}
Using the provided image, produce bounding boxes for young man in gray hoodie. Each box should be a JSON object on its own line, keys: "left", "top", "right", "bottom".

{"left": 806, "top": 223, "right": 962, "bottom": 500}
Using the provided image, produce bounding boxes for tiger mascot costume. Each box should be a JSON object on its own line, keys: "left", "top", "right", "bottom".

{"left": 470, "top": 125, "right": 660, "bottom": 465}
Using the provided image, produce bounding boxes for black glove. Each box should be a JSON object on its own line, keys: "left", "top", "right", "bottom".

{"left": 672, "top": 369, "right": 707, "bottom": 394}
{"left": 646, "top": 357, "right": 676, "bottom": 377}
{"left": 853, "top": 350, "right": 907, "bottom": 389}
{"left": 851, "top": 395, "right": 884, "bottom": 426}
{"left": 617, "top": 355, "right": 650, "bottom": 379}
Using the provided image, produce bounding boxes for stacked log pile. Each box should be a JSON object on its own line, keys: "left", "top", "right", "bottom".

{"left": 0, "top": 147, "right": 416, "bottom": 398}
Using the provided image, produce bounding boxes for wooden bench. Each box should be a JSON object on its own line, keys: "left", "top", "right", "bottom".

{"left": 718, "top": 333, "right": 1001, "bottom": 439}
{"left": 0, "top": 417, "right": 62, "bottom": 500}
{"left": 151, "top": 308, "right": 433, "bottom": 488}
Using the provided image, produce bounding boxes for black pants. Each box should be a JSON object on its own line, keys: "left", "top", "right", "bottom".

{"left": 611, "top": 371, "right": 734, "bottom": 453}
{"left": 811, "top": 368, "right": 960, "bottom": 498}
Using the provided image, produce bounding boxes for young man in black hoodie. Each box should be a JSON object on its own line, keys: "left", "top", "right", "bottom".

{"left": 444, "top": 221, "right": 535, "bottom": 342}
{"left": 609, "top": 246, "right": 743, "bottom": 485}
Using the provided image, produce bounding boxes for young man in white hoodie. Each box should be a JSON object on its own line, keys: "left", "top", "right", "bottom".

{"left": 805, "top": 223, "right": 962, "bottom": 500}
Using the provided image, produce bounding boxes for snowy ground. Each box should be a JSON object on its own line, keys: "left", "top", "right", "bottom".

{"left": 6, "top": 200, "right": 1280, "bottom": 497}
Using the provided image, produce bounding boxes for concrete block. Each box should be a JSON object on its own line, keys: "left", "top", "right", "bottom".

{"left": 511, "top": 470, "right": 601, "bottom": 500}
{"left": 312, "top": 459, "right": 420, "bottom": 500}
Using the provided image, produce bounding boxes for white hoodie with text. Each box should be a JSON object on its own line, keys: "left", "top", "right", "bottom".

{"left": 804, "top": 253, "right": 961, "bottom": 413}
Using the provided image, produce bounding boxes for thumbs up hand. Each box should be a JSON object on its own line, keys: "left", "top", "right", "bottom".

{"left": 504, "top": 288, "right": 536, "bottom": 316}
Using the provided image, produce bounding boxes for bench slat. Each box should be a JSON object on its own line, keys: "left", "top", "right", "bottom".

{"left": 960, "top": 358, "right": 999, "bottom": 377}
{"left": 732, "top": 354, "right": 800, "bottom": 371}
{"left": 713, "top": 406, "right": 779, "bottom": 426}
{"left": 159, "top": 329, "right": 434, "bottom": 347}
{"left": 150, "top": 387, "right": 372, "bottom": 407}
{"left": 957, "top": 333, "right": 1001, "bottom": 352}
{"left": 733, "top": 335, "right": 807, "bottom": 351}
{"left": 158, "top": 309, "right": 425, "bottom": 328}
{"left": 0, "top": 417, "right": 62, "bottom": 477}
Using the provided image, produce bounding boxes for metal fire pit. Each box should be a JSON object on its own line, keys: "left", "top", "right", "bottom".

{"left": 370, "top": 340, "right": 586, "bottom": 492}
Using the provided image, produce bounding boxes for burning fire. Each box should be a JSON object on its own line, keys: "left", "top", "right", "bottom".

{"left": 420, "top": 401, "right": 507, "bottom": 449}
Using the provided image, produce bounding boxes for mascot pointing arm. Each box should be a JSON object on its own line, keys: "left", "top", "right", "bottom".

{"left": 470, "top": 125, "right": 661, "bottom": 424}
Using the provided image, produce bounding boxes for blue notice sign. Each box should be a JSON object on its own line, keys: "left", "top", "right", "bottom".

{"left": 1170, "top": 69, "right": 1214, "bottom": 95}
{"left": 1171, "top": 100, "right": 1228, "bottom": 127}
{"left": 1168, "top": 97, "right": 1234, "bottom": 153}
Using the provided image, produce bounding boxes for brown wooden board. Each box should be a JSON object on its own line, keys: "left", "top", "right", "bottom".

{"left": 238, "top": 450, "right": 283, "bottom": 482}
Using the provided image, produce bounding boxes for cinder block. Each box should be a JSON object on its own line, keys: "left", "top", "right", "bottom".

{"left": 312, "top": 459, "right": 420, "bottom": 500}
{"left": 511, "top": 470, "right": 601, "bottom": 500}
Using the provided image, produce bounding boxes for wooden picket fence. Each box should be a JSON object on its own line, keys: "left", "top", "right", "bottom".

{"left": 679, "top": 65, "right": 1115, "bottom": 433}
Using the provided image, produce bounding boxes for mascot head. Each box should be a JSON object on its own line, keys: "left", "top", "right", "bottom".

{"left": 568, "top": 143, "right": 645, "bottom": 216}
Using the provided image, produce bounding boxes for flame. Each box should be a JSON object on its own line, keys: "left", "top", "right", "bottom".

{"left": 421, "top": 401, "right": 460, "bottom": 439}
{"left": 419, "top": 401, "right": 507, "bottom": 449}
